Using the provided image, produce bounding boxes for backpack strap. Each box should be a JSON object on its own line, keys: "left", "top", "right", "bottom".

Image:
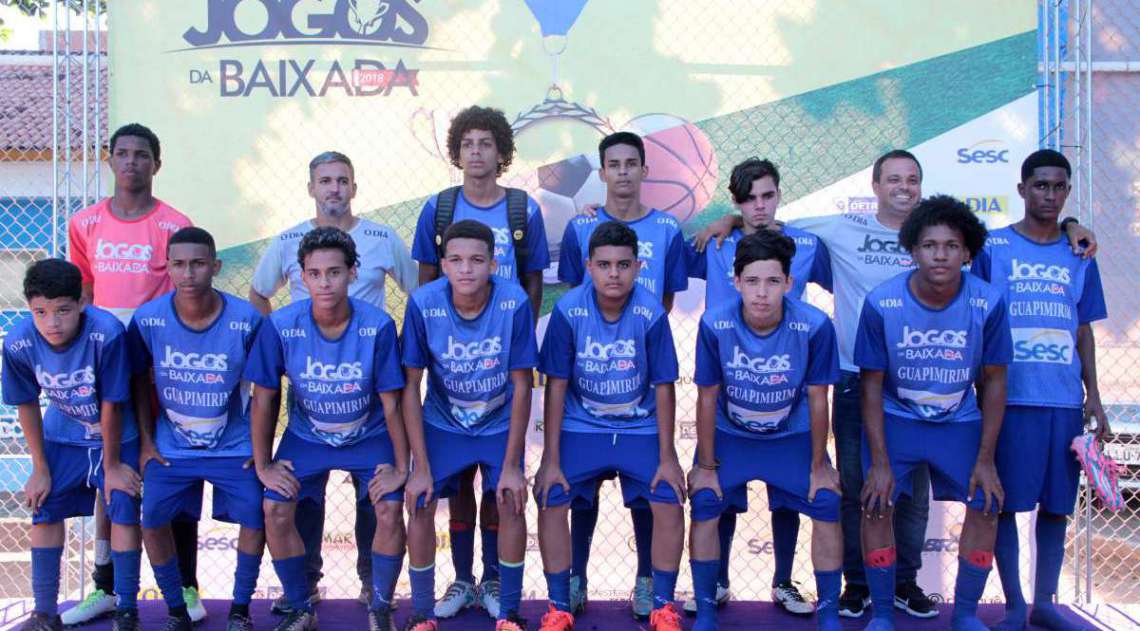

{"left": 505, "top": 187, "right": 529, "bottom": 278}
{"left": 433, "top": 185, "right": 462, "bottom": 260}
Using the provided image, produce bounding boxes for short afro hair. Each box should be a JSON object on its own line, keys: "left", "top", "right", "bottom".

{"left": 110, "top": 123, "right": 161, "bottom": 162}
{"left": 447, "top": 106, "right": 516, "bottom": 175}
{"left": 24, "top": 258, "right": 82, "bottom": 302}
{"left": 899, "top": 194, "right": 987, "bottom": 259}
{"left": 733, "top": 229, "right": 796, "bottom": 277}
{"left": 1020, "top": 149, "right": 1071, "bottom": 182}
{"left": 297, "top": 226, "right": 359, "bottom": 270}
{"left": 587, "top": 220, "right": 638, "bottom": 259}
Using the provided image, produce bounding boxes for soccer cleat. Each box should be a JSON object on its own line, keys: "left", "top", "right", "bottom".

{"left": 894, "top": 580, "right": 938, "bottom": 619}
{"left": 772, "top": 581, "right": 814, "bottom": 616}
{"left": 477, "top": 579, "right": 502, "bottom": 619}
{"left": 358, "top": 585, "right": 373, "bottom": 607}
{"left": 649, "top": 604, "right": 683, "bottom": 631}
{"left": 433, "top": 580, "right": 477, "bottom": 618}
{"left": 630, "top": 576, "right": 654, "bottom": 619}
{"left": 183, "top": 586, "right": 208, "bottom": 623}
{"left": 18, "top": 612, "right": 62, "bottom": 631}
{"left": 226, "top": 612, "right": 255, "bottom": 631}
{"left": 368, "top": 608, "right": 397, "bottom": 631}
{"left": 59, "top": 588, "right": 116, "bottom": 625}
{"left": 402, "top": 615, "right": 438, "bottom": 631}
{"left": 683, "top": 583, "right": 731, "bottom": 614}
{"left": 271, "top": 609, "right": 317, "bottom": 631}
{"left": 838, "top": 584, "right": 871, "bottom": 618}
{"left": 159, "top": 615, "right": 193, "bottom": 631}
{"left": 494, "top": 614, "right": 528, "bottom": 631}
{"left": 111, "top": 609, "right": 140, "bottom": 631}
{"left": 1072, "top": 433, "right": 1125, "bottom": 512}
{"left": 271, "top": 586, "right": 321, "bottom": 615}
{"left": 568, "top": 576, "right": 587, "bottom": 615}
{"left": 537, "top": 605, "right": 575, "bottom": 631}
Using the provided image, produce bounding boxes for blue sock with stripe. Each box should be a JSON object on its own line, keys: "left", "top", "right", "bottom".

{"left": 370, "top": 552, "right": 402, "bottom": 612}
{"left": 498, "top": 558, "right": 524, "bottom": 619}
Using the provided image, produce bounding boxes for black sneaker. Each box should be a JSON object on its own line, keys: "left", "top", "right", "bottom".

{"left": 18, "top": 612, "right": 62, "bottom": 631}
{"left": 838, "top": 584, "right": 871, "bottom": 618}
{"left": 111, "top": 609, "right": 140, "bottom": 631}
{"left": 368, "top": 608, "right": 396, "bottom": 631}
{"left": 226, "top": 612, "right": 255, "bottom": 631}
{"left": 271, "top": 587, "right": 321, "bottom": 616}
{"left": 272, "top": 609, "right": 317, "bottom": 631}
{"left": 160, "top": 615, "right": 194, "bottom": 631}
{"left": 894, "top": 580, "right": 939, "bottom": 618}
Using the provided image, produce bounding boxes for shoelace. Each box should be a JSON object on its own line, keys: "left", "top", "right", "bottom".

{"left": 777, "top": 583, "right": 806, "bottom": 602}
{"left": 77, "top": 590, "right": 109, "bottom": 610}
{"left": 443, "top": 582, "right": 473, "bottom": 601}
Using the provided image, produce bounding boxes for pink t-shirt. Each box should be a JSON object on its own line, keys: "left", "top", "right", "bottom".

{"left": 67, "top": 198, "right": 193, "bottom": 323}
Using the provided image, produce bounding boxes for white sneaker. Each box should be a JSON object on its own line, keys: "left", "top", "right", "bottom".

{"left": 476, "top": 579, "right": 501, "bottom": 619}
{"left": 60, "top": 588, "right": 116, "bottom": 625}
{"left": 772, "top": 581, "right": 814, "bottom": 616}
{"left": 682, "top": 583, "right": 731, "bottom": 615}
{"left": 183, "top": 586, "right": 208, "bottom": 622}
{"left": 433, "top": 580, "right": 476, "bottom": 618}
{"left": 630, "top": 576, "right": 653, "bottom": 619}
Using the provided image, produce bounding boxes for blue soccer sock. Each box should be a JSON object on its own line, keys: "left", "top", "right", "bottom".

{"left": 569, "top": 506, "right": 598, "bottom": 587}
{"left": 632, "top": 508, "right": 653, "bottom": 579}
{"left": 272, "top": 555, "right": 311, "bottom": 613}
{"left": 110, "top": 549, "right": 140, "bottom": 612}
{"left": 952, "top": 554, "right": 992, "bottom": 630}
{"left": 545, "top": 568, "right": 571, "bottom": 613}
{"left": 370, "top": 551, "right": 403, "bottom": 611}
{"left": 481, "top": 524, "right": 500, "bottom": 583}
{"left": 651, "top": 567, "right": 678, "bottom": 610}
{"left": 1030, "top": 513, "right": 1080, "bottom": 631}
{"left": 232, "top": 550, "right": 261, "bottom": 607}
{"left": 31, "top": 547, "right": 63, "bottom": 615}
{"left": 993, "top": 513, "right": 1027, "bottom": 630}
{"left": 814, "top": 569, "right": 842, "bottom": 631}
{"left": 151, "top": 557, "right": 186, "bottom": 613}
{"left": 771, "top": 508, "right": 800, "bottom": 586}
{"left": 690, "top": 558, "right": 719, "bottom": 630}
{"left": 864, "top": 546, "right": 896, "bottom": 623}
{"left": 498, "top": 559, "right": 524, "bottom": 619}
{"left": 449, "top": 520, "right": 475, "bottom": 584}
{"left": 717, "top": 512, "right": 736, "bottom": 587}
{"left": 408, "top": 563, "right": 435, "bottom": 618}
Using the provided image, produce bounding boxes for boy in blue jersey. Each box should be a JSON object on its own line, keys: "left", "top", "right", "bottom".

{"left": 685, "top": 158, "right": 832, "bottom": 617}
{"left": 534, "top": 221, "right": 686, "bottom": 631}
{"left": 245, "top": 227, "right": 409, "bottom": 631}
{"left": 411, "top": 107, "right": 549, "bottom": 620}
{"left": 127, "top": 227, "right": 265, "bottom": 631}
{"left": 3, "top": 259, "right": 143, "bottom": 631}
{"left": 972, "top": 151, "right": 1109, "bottom": 631}
{"left": 401, "top": 220, "right": 537, "bottom": 631}
{"left": 558, "top": 132, "right": 688, "bottom": 617}
{"left": 688, "top": 228, "right": 842, "bottom": 631}
{"left": 855, "top": 196, "right": 1011, "bottom": 631}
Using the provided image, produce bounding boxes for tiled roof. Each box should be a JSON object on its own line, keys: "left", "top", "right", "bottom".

{"left": 0, "top": 56, "right": 107, "bottom": 155}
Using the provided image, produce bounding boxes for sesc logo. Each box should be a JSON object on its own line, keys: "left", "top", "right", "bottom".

{"left": 956, "top": 140, "right": 1010, "bottom": 165}
{"left": 1012, "top": 328, "right": 1073, "bottom": 364}
{"left": 299, "top": 357, "right": 363, "bottom": 381}
{"left": 94, "top": 239, "right": 153, "bottom": 261}
{"left": 725, "top": 347, "right": 792, "bottom": 373}
{"left": 896, "top": 326, "right": 967, "bottom": 349}
{"left": 160, "top": 346, "right": 229, "bottom": 371}
{"left": 1008, "top": 259, "right": 1071, "bottom": 284}
{"left": 577, "top": 336, "right": 637, "bottom": 361}
{"left": 36, "top": 365, "right": 95, "bottom": 389}
{"left": 183, "top": 0, "right": 430, "bottom": 48}
{"left": 441, "top": 336, "right": 502, "bottom": 361}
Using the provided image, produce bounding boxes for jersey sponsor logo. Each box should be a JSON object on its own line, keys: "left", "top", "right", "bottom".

{"left": 879, "top": 298, "right": 903, "bottom": 309}
{"left": 725, "top": 346, "right": 792, "bottom": 374}
{"left": 836, "top": 198, "right": 876, "bottom": 214}
{"left": 578, "top": 336, "right": 637, "bottom": 361}
{"left": 637, "top": 241, "right": 654, "bottom": 260}
{"left": 157, "top": 220, "right": 184, "bottom": 232}
{"left": 299, "top": 357, "right": 364, "bottom": 381}
{"left": 632, "top": 305, "right": 654, "bottom": 320}
{"left": 787, "top": 320, "right": 810, "bottom": 332}
{"left": 897, "top": 386, "right": 968, "bottom": 418}
{"left": 281, "top": 328, "right": 306, "bottom": 338}
{"left": 969, "top": 297, "right": 989, "bottom": 310}
{"left": 1012, "top": 328, "right": 1073, "bottom": 365}
{"left": 229, "top": 321, "right": 252, "bottom": 332}
{"left": 713, "top": 319, "right": 733, "bottom": 330}
{"left": 88, "top": 332, "right": 105, "bottom": 343}
{"left": 499, "top": 300, "right": 517, "bottom": 311}
{"left": 492, "top": 227, "right": 511, "bottom": 245}
{"left": 1008, "top": 259, "right": 1072, "bottom": 284}
{"left": 567, "top": 307, "right": 589, "bottom": 318}
{"left": 363, "top": 228, "right": 389, "bottom": 238}
{"left": 5, "top": 338, "right": 31, "bottom": 352}
{"left": 956, "top": 140, "right": 1010, "bottom": 164}
{"left": 160, "top": 346, "right": 229, "bottom": 371}
{"left": 94, "top": 239, "right": 154, "bottom": 261}
{"left": 36, "top": 365, "right": 95, "bottom": 389}
{"left": 280, "top": 231, "right": 304, "bottom": 240}
{"left": 857, "top": 234, "right": 906, "bottom": 255}
{"left": 986, "top": 236, "right": 1010, "bottom": 245}
{"left": 793, "top": 236, "right": 815, "bottom": 247}
{"left": 442, "top": 336, "right": 502, "bottom": 361}
{"left": 358, "top": 326, "right": 378, "bottom": 337}
{"left": 895, "top": 326, "right": 967, "bottom": 349}
{"left": 139, "top": 317, "right": 166, "bottom": 327}
{"left": 422, "top": 307, "right": 447, "bottom": 318}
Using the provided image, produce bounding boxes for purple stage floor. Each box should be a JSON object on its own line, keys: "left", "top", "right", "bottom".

{"left": 61, "top": 600, "right": 1093, "bottom": 630}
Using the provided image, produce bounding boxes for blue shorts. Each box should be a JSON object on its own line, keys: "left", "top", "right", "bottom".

{"left": 997, "top": 406, "right": 1083, "bottom": 515}
{"left": 264, "top": 431, "right": 401, "bottom": 505}
{"left": 416, "top": 424, "right": 518, "bottom": 508}
{"left": 536, "top": 432, "right": 680, "bottom": 508}
{"left": 143, "top": 456, "right": 264, "bottom": 529}
{"left": 34, "top": 440, "right": 141, "bottom": 526}
{"left": 691, "top": 430, "right": 839, "bottom": 523}
{"left": 862, "top": 414, "right": 986, "bottom": 511}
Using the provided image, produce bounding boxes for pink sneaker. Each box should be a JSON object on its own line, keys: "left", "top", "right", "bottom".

{"left": 1071, "top": 433, "right": 1124, "bottom": 512}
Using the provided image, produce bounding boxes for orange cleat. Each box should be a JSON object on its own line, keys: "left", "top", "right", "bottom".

{"left": 537, "top": 604, "right": 575, "bottom": 630}
{"left": 649, "top": 603, "right": 683, "bottom": 631}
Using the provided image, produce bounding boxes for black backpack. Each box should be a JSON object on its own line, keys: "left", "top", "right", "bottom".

{"left": 433, "top": 186, "right": 529, "bottom": 276}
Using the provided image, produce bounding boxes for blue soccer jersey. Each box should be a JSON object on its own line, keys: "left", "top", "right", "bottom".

{"left": 411, "top": 190, "right": 551, "bottom": 283}
{"left": 127, "top": 292, "right": 263, "bottom": 458}
{"left": 557, "top": 207, "right": 688, "bottom": 299}
{"left": 2, "top": 305, "right": 136, "bottom": 446}
{"left": 686, "top": 225, "right": 833, "bottom": 305}
{"left": 694, "top": 296, "right": 839, "bottom": 439}
{"left": 539, "top": 284, "right": 679, "bottom": 435}
{"left": 244, "top": 298, "right": 404, "bottom": 447}
{"left": 402, "top": 277, "right": 538, "bottom": 436}
{"left": 971, "top": 226, "right": 1107, "bottom": 408}
{"left": 854, "top": 271, "right": 1012, "bottom": 423}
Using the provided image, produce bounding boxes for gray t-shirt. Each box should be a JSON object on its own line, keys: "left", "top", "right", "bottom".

{"left": 252, "top": 217, "right": 418, "bottom": 309}
{"left": 791, "top": 213, "right": 914, "bottom": 371}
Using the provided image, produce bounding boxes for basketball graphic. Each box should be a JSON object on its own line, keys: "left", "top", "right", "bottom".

{"left": 622, "top": 114, "right": 719, "bottom": 223}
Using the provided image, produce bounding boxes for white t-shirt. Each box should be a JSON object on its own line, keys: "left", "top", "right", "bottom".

{"left": 791, "top": 213, "right": 914, "bottom": 371}
{"left": 251, "top": 217, "right": 418, "bottom": 309}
